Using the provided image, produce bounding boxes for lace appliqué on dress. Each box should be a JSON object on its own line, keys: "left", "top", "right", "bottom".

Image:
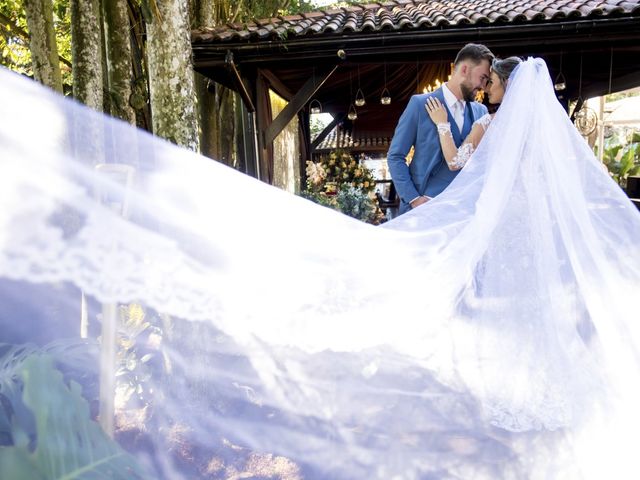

{"left": 451, "top": 144, "right": 474, "bottom": 170}
{"left": 475, "top": 113, "right": 492, "bottom": 131}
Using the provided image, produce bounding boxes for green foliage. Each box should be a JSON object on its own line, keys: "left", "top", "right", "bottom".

{"left": 0, "top": 0, "right": 72, "bottom": 88}
{"left": 0, "top": 354, "right": 148, "bottom": 479}
{"left": 116, "top": 304, "right": 167, "bottom": 411}
{"left": 599, "top": 131, "right": 640, "bottom": 188}
{"left": 0, "top": 0, "right": 31, "bottom": 74}
{"left": 310, "top": 114, "right": 327, "bottom": 142}
{"left": 605, "top": 90, "right": 640, "bottom": 103}
{"left": 52, "top": 0, "right": 71, "bottom": 85}
{"left": 0, "top": 340, "right": 99, "bottom": 446}
{"left": 336, "top": 184, "right": 377, "bottom": 221}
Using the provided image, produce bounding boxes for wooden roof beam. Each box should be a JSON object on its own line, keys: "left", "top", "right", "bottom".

{"left": 265, "top": 65, "right": 338, "bottom": 145}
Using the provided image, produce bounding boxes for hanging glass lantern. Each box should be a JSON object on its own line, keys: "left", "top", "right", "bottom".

{"left": 347, "top": 104, "right": 358, "bottom": 121}
{"left": 309, "top": 99, "right": 322, "bottom": 114}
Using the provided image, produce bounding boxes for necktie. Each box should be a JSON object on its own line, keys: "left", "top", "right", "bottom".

{"left": 453, "top": 101, "right": 464, "bottom": 131}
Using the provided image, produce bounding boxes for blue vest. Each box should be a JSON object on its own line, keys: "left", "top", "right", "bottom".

{"left": 387, "top": 88, "right": 488, "bottom": 214}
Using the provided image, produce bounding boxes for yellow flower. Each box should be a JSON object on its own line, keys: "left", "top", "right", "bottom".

{"left": 364, "top": 181, "right": 369, "bottom": 188}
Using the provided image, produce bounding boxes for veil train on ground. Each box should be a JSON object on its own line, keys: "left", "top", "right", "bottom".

{"left": 0, "top": 58, "right": 639, "bottom": 479}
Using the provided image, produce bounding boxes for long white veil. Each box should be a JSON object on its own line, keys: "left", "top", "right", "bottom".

{"left": 1, "top": 58, "right": 639, "bottom": 479}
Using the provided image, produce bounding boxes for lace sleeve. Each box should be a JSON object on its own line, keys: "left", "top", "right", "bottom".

{"left": 450, "top": 143, "right": 474, "bottom": 169}
{"left": 435, "top": 123, "right": 475, "bottom": 170}
{"left": 475, "top": 113, "right": 492, "bottom": 131}
{"left": 435, "top": 114, "right": 492, "bottom": 170}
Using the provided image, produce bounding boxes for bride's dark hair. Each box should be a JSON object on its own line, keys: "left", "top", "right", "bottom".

{"left": 491, "top": 57, "right": 523, "bottom": 86}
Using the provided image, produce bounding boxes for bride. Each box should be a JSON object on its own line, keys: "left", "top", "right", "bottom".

{"left": 0, "top": 57, "right": 639, "bottom": 479}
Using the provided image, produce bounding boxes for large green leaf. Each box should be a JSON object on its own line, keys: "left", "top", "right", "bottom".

{"left": 619, "top": 148, "right": 636, "bottom": 177}
{"left": 603, "top": 144, "right": 623, "bottom": 165}
{"left": 0, "top": 341, "right": 98, "bottom": 444}
{"left": 0, "top": 356, "right": 149, "bottom": 479}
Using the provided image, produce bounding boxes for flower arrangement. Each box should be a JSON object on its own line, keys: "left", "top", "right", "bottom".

{"left": 302, "top": 150, "right": 384, "bottom": 224}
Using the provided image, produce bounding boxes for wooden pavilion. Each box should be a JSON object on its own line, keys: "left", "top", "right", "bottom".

{"left": 191, "top": 0, "right": 640, "bottom": 187}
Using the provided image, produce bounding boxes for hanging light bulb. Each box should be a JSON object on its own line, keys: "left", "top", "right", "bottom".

{"left": 347, "top": 70, "right": 358, "bottom": 120}
{"left": 309, "top": 99, "right": 322, "bottom": 114}
{"left": 554, "top": 52, "right": 566, "bottom": 91}
{"left": 380, "top": 88, "right": 391, "bottom": 105}
{"left": 347, "top": 104, "right": 358, "bottom": 121}
{"left": 355, "top": 65, "right": 366, "bottom": 106}
{"left": 554, "top": 73, "right": 566, "bottom": 91}
{"left": 309, "top": 67, "right": 322, "bottom": 114}
{"left": 380, "top": 62, "right": 391, "bottom": 105}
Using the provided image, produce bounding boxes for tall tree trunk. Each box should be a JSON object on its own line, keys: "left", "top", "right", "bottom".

{"left": 103, "top": 0, "right": 135, "bottom": 124}
{"left": 193, "top": 0, "right": 217, "bottom": 159}
{"left": 99, "top": 3, "right": 110, "bottom": 114}
{"left": 193, "top": 0, "right": 215, "bottom": 27}
{"left": 23, "top": 0, "right": 63, "bottom": 93}
{"left": 146, "top": 0, "right": 199, "bottom": 151}
{"left": 70, "top": 0, "right": 102, "bottom": 110}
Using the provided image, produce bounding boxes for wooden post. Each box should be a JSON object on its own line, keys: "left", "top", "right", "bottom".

{"left": 94, "top": 163, "right": 135, "bottom": 437}
{"left": 598, "top": 96, "right": 606, "bottom": 163}
{"left": 99, "top": 303, "right": 117, "bottom": 437}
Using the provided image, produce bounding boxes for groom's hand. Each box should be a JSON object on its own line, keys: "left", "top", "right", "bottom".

{"left": 410, "top": 196, "right": 431, "bottom": 208}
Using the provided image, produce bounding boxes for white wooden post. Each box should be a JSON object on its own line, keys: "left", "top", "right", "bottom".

{"left": 94, "top": 163, "right": 135, "bottom": 437}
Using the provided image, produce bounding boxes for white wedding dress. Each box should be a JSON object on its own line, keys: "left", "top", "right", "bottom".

{"left": 1, "top": 58, "right": 639, "bottom": 479}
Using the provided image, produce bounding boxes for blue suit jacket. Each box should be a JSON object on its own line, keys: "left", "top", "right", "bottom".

{"left": 387, "top": 88, "right": 488, "bottom": 214}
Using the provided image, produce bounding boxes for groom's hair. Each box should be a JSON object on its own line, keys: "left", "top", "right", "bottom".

{"left": 454, "top": 44, "right": 494, "bottom": 67}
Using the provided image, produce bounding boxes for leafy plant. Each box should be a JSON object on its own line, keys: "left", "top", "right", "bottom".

{"left": 600, "top": 131, "right": 640, "bottom": 188}
{"left": 116, "top": 304, "right": 167, "bottom": 411}
{"left": 0, "top": 340, "right": 99, "bottom": 447}
{"left": 0, "top": 354, "right": 149, "bottom": 479}
{"left": 336, "top": 184, "right": 378, "bottom": 222}
{"left": 0, "top": 0, "right": 72, "bottom": 88}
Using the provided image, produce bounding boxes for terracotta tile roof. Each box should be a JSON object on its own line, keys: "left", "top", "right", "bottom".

{"left": 192, "top": 0, "right": 640, "bottom": 43}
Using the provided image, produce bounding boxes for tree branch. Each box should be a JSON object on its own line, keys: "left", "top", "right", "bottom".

{"left": 0, "top": 11, "right": 72, "bottom": 69}
{"left": 230, "top": 0, "right": 244, "bottom": 24}
{"left": 279, "top": 0, "right": 292, "bottom": 15}
{"left": 0, "top": 12, "right": 30, "bottom": 43}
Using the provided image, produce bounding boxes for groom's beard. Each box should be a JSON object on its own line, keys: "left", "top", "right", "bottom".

{"left": 460, "top": 81, "right": 477, "bottom": 102}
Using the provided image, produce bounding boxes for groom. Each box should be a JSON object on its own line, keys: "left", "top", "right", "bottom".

{"left": 387, "top": 44, "right": 494, "bottom": 215}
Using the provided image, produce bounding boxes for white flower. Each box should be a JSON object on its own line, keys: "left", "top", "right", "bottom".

{"left": 306, "top": 161, "right": 326, "bottom": 185}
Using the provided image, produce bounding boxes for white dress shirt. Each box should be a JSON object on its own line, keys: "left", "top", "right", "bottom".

{"left": 442, "top": 83, "right": 466, "bottom": 132}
